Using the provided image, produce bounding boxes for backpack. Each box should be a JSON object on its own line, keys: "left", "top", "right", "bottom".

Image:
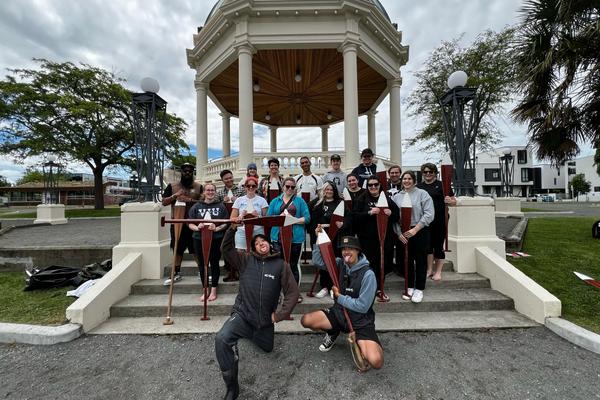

{"left": 593, "top": 220, "right": 600, "bottom": 239}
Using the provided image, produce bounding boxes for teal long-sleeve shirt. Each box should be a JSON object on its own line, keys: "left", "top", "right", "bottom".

{"left": 267, "top": 194, "right": 310, "bottom": 244}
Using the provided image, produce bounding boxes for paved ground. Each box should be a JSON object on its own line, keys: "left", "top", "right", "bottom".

{"left": 1, "top": 328, "right": 598, "bottom": 400}
{"left": 0, "top": 218, "right": 120, "bottom": 248}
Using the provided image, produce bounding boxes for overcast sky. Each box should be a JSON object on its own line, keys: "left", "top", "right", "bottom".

{"left": 1, "top": 0, "right": 580, "bottom": 183}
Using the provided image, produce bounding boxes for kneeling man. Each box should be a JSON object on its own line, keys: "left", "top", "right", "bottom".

{"left": 215, "top": 224, "right": 299, "bottom": 400}
{"left": 300, "top": 235, "right": 383, "bottom": 370}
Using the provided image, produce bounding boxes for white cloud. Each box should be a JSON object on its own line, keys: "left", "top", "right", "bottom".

{"left": 2, "top": 0, "right": 557, "bottom": 182}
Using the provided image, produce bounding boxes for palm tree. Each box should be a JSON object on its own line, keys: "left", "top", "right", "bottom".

{"left": 512, "top": 0, "right": 600, "bottom": 165}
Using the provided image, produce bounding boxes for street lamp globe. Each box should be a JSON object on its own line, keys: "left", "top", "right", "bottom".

{"left": 447, "top": 71, "right": 468, "bottom": 89}
{"left": 140, "top": 77, "right": 160, "bottom": 93}
{"left": 47, "top": 154, "right": 57, "bottom": 162}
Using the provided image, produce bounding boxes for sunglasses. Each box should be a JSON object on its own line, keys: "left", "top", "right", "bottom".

{"left": 423, "top": 170, "right": 435, "bottom": 174}
{"left": 367, "top": 183, "right": 380, "bottom": 188}
{"left": 245, "top": 185, "right": 257, "bottom": 189}
{"left": 284, "top": 185, "right": 296, "bottom": 189}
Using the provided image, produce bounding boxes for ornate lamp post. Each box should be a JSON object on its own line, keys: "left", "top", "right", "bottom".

{"left": 131, "top": 77, "right": 167, "bottom": 202}
{"left": 42, "top": 154, "right": 61, "bottom": 204}
{"left": 498, "top": 148, "right": 514, "bottom": 197}
{"left": 439, "top": 71, "right": 478, "bottom": 196}
{"left": 129, "top": 170, "right": 139, "bottom": 200}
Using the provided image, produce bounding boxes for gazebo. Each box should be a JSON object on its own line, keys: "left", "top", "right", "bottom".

{"left": 186, "top": 0, "right": 409, "bottom": 180}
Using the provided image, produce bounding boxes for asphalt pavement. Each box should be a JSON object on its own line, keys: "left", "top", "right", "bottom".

{"left": 1, "top": 328, "right": 599, "bottom": 400}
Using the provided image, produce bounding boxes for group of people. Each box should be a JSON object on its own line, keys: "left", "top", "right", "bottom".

{"left": 162, "top": 150, "right": 455, "bottom": 399}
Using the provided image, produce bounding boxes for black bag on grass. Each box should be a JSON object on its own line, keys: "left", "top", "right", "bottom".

{"left": 24, "top": 266, "right": 81, "bottom": 291}
{"left": 593, "top": 220, "right": 600, "bottom": 239}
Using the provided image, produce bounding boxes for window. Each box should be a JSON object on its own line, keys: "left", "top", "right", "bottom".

{"left": 484, "top": 168, "right": 500, "bottom": 182}
{"left": 594, "top": 186, "right": 600, "bottom": 192}
{"left": 517, "top": 150, "right": 528, "bottom": 164}
{"left": 567, "top": 161, "right": 576, "bottom": 166}
{"left": 553, "top": 178, "right": 557, "bottom": 185}
{"left": 521, "top": 168, "right": 531, "bottom": 182}
{"left": 568, "top": 168, "right": 576, "bottom": 175}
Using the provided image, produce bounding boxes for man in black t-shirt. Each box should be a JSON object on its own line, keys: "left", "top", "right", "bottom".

{"left": 351, "top": 148, "right": 378, "bottom": 188}
{"left": 416, "top": 163, "right": 456, "bottom": 281}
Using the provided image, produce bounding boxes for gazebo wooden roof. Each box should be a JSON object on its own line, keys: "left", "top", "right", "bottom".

{"left": 209, "top": 48, "right": 387, "bottom": 126}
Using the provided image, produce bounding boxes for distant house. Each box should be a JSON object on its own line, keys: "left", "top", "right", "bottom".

{"left": 0, "top": 180, "right": 131, "bottom": 206}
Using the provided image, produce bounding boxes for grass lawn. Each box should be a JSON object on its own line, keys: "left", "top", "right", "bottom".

{"left": 1, "top": 207, "right": 121, "bottom": 219}
{"left": 510, "top": 217, "right": 600, "bottom": 333}
{"left": 0, "top": 272, "right": 76, "bottom": 325}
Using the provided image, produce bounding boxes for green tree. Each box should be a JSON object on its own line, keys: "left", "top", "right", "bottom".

{"left": 570, "top": 174, "right": 591, "bottom": 200}
{"left": 15, "top": 168, "right": 44, "bottom": 185}
{"left": 0, "top": 59, "right": 188, "bottom": 209}
{"left": 169, "top": 152, "right": 196, "bottom": 169}
{"left": 407, "top": 28, "right": 517, "bottom": 153}
{"left": 512, "top": 0, "right": 600, "bottom": 165}
{"left": 0, "top": 175, "right": 10, "bottom": 187}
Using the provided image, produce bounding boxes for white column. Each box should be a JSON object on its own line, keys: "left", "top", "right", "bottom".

{"left": 388, "top": 78, "right": 402, "bottom": 165}
{"left": 220, "top": 112, "right": 231, "bottom": 158}
{"left": 238, "top": 44, "right": 254, "bottom": 169}
{"left": 195, "top": 81, "right": 208, "bottom": 175}
{"left": 367, "top": 110, "right": 377, "bottom": 153}
{"left": 270, "top": 126, "right": 277, "bottom": 152}
{"left": 342, "top": 42, "right": 360, "bottom": 168}
{"left": 321, "top": 125, "right": 329, "bottom": 152}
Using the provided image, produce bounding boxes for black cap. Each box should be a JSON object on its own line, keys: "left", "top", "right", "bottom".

{"left": 330, "top": 154, "right": 341, "bottom": 161}
{"left": 339, "top": 236, "right": 361, "bottom": 251}
{"left": 361, "top": 148, "right": 374, "bottom": 157}
{"left": 180, "top": 162, "right": 195, "bottom": 171}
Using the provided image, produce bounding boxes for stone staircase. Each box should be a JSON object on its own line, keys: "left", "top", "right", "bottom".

{"left": 90, "top": 258, "right": 538, "bottom": 335}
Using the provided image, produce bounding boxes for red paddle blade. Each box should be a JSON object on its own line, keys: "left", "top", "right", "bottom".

{"left": 280, "top": 225, "right": 293, "bottom": 263}
{"left": 201, "top": 228, "right": 213, "bottom": 267}
{"left": 328, "top": 202, "right": 345, "bottom": 240}
{"left": 441, "top": 164, "right": 453, "bottom": 196}
{"left": 244, "top": 224, "right": 253, "bottom": 251}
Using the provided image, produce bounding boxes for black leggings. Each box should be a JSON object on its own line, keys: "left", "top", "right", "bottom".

{"left": 194, "top": 236, "right": 223, "bottom": 288}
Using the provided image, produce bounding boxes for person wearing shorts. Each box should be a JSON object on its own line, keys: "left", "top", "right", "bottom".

{"left": 300, "top": 235, "right": 383, "bottom": 370}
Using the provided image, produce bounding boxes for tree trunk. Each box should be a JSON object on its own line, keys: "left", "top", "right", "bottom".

{"left": 92, "top": 167, "right": 105, "bottom": 210}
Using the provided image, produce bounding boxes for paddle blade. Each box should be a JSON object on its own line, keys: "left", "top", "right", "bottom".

{"left": 328, "top": 202, "right": 345, "bottom": 240}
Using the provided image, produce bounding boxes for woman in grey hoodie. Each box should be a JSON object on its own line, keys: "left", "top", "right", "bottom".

{"left": 391, "top": 171, "right": 434, "bottom": 304}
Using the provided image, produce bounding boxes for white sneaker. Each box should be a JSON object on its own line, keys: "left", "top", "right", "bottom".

{"left": 163, "top": 274, "right": 182, "bottom": 286}
{"left": 315, "top": 288, "right": 329, "bottom": 298}
{"left": 411, "top": 289, "right": 423, "bottom": 303}
{"left": 402, "top": 288, "right": 414, "bottom": 300}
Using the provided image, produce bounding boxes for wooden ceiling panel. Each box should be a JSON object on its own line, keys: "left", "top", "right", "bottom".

{"left": 210, "top": 49, "right": 387, "bottom": 126}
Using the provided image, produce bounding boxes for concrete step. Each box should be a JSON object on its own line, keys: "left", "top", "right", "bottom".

{"left": 90, "top": 310, "right": 538, "bottom": 335}
{"left": 110, "top": 288, "right": 514, "bottom": 318}
{"left": 166, "top": 259, "right": 454, "bottom": 277}
{"left": 132, "top": 272, "right": 489, "bottom": 295}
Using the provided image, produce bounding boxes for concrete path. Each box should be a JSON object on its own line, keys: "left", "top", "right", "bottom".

{"left": 1, "top": 328, "right": 598, "bottom": 400}
{"left": 0, "top": 217, "right": 120, "bottom": 248}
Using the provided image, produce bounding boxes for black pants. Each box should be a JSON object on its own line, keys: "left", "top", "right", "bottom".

{"left": 214, "top": 313, "right": 274, "bottom": 372}
{"left": 273, "top": 241, "right": 302, "bottom": 284}
{"left": 358, "top": 234, "right": 394, "bottom": 291}
{"left": 406, "top": 227, "right": 430, "bottom": 291}
{"left": 194, "top": 236, "right": 223, "bottom": 288}
{"left": 391, "top": 234, "right": 405, "bottom": 274}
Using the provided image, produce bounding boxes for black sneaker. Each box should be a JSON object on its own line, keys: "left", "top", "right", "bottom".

{"left": 319, "top": 332, "right": 338, "bottom": 352}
